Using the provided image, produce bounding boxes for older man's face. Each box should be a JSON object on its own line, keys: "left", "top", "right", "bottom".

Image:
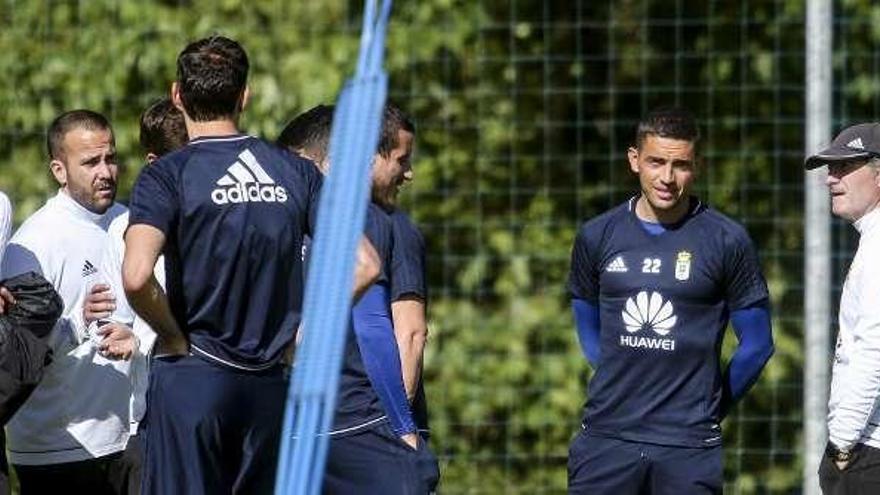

{"left": 826, "top": 159, "right": 880, "bottom": 222}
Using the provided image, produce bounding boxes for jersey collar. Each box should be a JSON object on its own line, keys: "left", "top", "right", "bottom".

{"left": 628, "top": 195, "right": 704, "bottom": 228}
{"left": 188, "top": 134, "right": 251, "bottom": 145}
{"left": 52, "top": 190, "right": 114, "bottom": 225}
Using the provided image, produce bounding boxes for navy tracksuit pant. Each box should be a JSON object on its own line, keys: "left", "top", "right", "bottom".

{"left": 140, "top": 355, "right": 287, "bottom": 495}
{"left": 323, "top": 421, "right": 439, "bottom": 494}
{"left": 568, "top": 430, "right": 722, "bottom": 494}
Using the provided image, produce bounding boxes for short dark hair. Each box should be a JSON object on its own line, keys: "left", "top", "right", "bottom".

{"left": 377, "top": 101, "right": 415, "bottom": 157}
{"left": 176, "top": 35, "right": 249, "bottom": 121}
{"left": 139, "top": 98, "right": 188, "bottom": 158}
{"left": 47, "top": 109, "right": 113, "bottom": 160}
{"left": 635, "top": 106, "right": 699, "bottom": 149}
{"left": 277, "top": 104, "right": 335, "bottom": 164}
{"left": 278, "top": 101, "right": 415, "bottom": 162}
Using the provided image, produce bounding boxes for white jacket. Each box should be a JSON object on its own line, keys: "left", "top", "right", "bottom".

{"left": 1, "top": 191, "right": 129, "bottom": 465}
{"left": 828, "top": 206, "right": 880, "bottom": 450}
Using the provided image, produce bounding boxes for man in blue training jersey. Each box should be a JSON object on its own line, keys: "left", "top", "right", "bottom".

{"left": 368, "top": 105, "right": 432, "bottom": 438}
{"left": 567, "top": 107, "right": 774, "bottom": 494}
{"left": 122, "top": 36, "right": 380, "bottom": 494}
{"left": 279, "top": 102, "right": 439, "bottom": 494}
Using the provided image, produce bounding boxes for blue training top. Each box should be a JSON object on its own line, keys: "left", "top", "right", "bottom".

{"left": 567, "top": 196, "right": 768, "bottom": 448}
{"left": 331, "top": 203, "right": 391, "bottom": 434}
{"left": 129, "top": 134, "right": 321, "bottom": 370}
{"left": 330, "top": 203, "right": 413, "bottom": 435}
{"left": 388, "top": 209, "right": 430, "bottom": 433}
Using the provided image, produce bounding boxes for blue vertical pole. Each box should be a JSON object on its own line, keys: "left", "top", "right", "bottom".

{"left": 275, "top": 2, "right": 393, "bottom": 494}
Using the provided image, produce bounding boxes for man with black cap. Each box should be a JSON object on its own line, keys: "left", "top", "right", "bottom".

{"left": 807, "top": 123, "right": 880, "bottom": 494}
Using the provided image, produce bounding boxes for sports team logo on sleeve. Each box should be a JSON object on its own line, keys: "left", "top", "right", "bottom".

{"left": 211, "top": 149, "right": 289, "bottom": 205}
{"left": 620, "top": 291, "right": 677, "bottom": 351}
{"left": 675, "top": 251, "right": 692, "bottom": 281}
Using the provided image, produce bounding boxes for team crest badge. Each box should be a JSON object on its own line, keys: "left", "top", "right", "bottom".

{"left": 675, "top": 251, "right": 692, "bottom": 281}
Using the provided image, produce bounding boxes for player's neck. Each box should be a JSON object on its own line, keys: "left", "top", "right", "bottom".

{"left": 634, "top": 196, "right": 691, "bottom": 225}
{"left": 185, "top": 119, "right": 240, "bottom": 140}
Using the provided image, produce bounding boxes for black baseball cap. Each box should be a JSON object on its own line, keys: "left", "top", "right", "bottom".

{"left": 805, "top": 123, "right": 880, "bottom": 169}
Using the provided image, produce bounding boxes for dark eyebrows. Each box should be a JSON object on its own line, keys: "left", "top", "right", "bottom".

{"left": 79, "top": 149, "right": 117, "bottom": 166}
{"left": 643, "top": 155, "right": 694, "bottom": 167}
{"left": 81, "top": 154, "right": 102, "bottom": 165}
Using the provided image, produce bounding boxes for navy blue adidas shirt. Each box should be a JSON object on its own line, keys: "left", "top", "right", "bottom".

{"left": 568, "top": 197, "right": 768, "bottom": 448}
{"left": 331, "top": 203, "right": 395, "bottom": 434}
{"left": 388, "top": 209, "right": 430, "bottom": 432}
{"left": 129, "top": 135, "right": 321, "bottom": 370}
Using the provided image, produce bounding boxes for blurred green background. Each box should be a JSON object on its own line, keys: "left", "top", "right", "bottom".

{"left": 2, "top": 0, "right": 877, "bottom": 492}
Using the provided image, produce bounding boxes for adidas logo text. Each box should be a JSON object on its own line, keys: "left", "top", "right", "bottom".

{"left": 606, "top": 256, "right": 628, "bottom": 273}
{"left": 212, "top": 149, "right": 289, "bottom": 205}
{"left": 212, "top": 183, "right": 289, "bottom": 205}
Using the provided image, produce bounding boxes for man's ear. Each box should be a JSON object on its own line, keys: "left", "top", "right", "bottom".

{"left": 627, "top": 146, "right": 640, "bottom": 174}
{"left": 171, "top": 82, "right": 184, "bottom": 111}
{"left": 145, "top": 152, "right": 159, "bottom": 164}
{"left": 239, "top": 85, "right": 250, "bottom": 112}
{"left": 49, "top": 159, "right": 67, "bottom": 187}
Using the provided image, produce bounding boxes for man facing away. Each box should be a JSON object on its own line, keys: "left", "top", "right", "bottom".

{"left": 76, "top": 97, "right": 188, "bottom": 495}
{"left": 1, "top": 109, "right": 133, "bottom": 494}
{"left": 806, "top": 123, "right": 880, "bottom": 494}
{"left": 122, "top": 36, "right": 379, "bottom": 494}
{"left": 279, "top": 102, "right": 439, "bottom": 494}
{"left": 566, "top": 107, "right": 774, "bottom": 494}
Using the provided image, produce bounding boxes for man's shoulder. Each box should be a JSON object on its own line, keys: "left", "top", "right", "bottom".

{"left": 150, "top": 144, "right": 194, "bottom": 169}
{"left": 4, "top": 199, "right": 61, "bottom": 276}
{"left": 10, "top": 198, "right": 60, "bottom": 244}
{"left": 258, "top": 139, "right": 323, "bottom": 179}
{"left": 365, "top": 203, "right": 394, "bottom": 256}
{"left": 368, "top": 202, "right": 393, "bottom": 225}
{"left": 388, "top": 209, "right": 425, "bottom": 254}
{"left": 576, "top": 200, "right": 631, "bottom": 239}
{"left": 389, "top": 209, "right": 421, "bottom": 235}
{"left": 690, "top": 204, "right": 753, "bottom": 244}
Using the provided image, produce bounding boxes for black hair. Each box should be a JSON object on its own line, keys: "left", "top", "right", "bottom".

{"left": 635, "top": 106, "right": 699, "bottom": 149}
{"left": 377, "top": 100, "right": 415, "bottom": 157}
{"left": 47, "top": 109, "right": 112, "bottom": 160}
{"left": 277, "top": 104, "right": 335, "bottom": 164}
{"left": 176, "top": 35, "right": 249, "bottom": 121}
{"left": 139, "top": 98, "right": 187, "bottom": 158}
{"left": 278, "top": 101, "right": 416, "bottom": 161}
